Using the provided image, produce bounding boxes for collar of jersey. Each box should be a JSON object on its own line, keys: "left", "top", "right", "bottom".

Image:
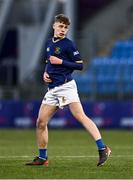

{"left": 52, "top": 37, "right": 65, "bottom": 43}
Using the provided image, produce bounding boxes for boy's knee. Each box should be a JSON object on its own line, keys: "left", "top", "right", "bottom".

{"left": 36, "top": 118, "right": 47, "bottom": 129}
{"left": 75, "top": 113, "right": 84, "bottom": 121}
{"left": 75, "top": 113, "right": 89, "bottom": 123}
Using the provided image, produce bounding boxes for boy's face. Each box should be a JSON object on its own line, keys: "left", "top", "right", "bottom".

{"left": 53, "top": 22, "right": 69, "bottom": 38}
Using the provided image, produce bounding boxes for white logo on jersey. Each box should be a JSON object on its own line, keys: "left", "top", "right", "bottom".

{"left": 47, "top": 47, "right": 50, "bottom": 52}
{"left": 73, "top": 51, "right": 79, "bottom": 56}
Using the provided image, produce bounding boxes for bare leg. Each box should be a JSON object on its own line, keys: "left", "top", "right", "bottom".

{"left": 69, "top": 102, "right": 111, "bottom": 167}
{"left": 69, "top": 102, "right": 101, "bottom": 140}
{"left": 36, "top": 104, "right": 58, "bottom": 148}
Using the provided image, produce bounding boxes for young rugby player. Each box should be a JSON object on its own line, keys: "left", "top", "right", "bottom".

{"left": 26, "top": 14, "right": 111, "bottom": 167}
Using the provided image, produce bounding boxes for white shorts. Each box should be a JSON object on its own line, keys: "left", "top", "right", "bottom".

{"left": 42, "top": 80, "right": 80, "bottom": 108}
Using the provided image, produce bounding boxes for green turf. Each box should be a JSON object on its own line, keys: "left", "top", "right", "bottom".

{"left": 0, "top": 129, "right": 133, "bottom": 179}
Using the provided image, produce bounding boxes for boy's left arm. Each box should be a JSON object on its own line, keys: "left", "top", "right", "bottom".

{"left": 49, "top": 55, "right": 83, "bottom": 70}
{"left": 49, "top": 41, "right": 83, "bottom": 70}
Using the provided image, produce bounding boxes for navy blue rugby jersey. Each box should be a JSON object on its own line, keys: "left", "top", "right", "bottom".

{"left": 45, "top": 37, "right": 83, "bottom": 89}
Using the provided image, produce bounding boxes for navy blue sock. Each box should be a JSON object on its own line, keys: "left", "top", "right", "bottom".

{"left": 96, "top": 139, "right": 106, "bottom": 150}
{"left": 39, "top": 149, "right": 47, "bottom": 160}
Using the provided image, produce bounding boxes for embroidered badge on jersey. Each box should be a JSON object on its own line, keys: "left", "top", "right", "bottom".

{"left": 54, "top": 47, "right": 61, "bottom": 54}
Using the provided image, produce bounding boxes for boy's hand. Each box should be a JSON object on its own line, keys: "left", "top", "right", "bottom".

{"left": 43, "top": 72, "right": 52, "bottom": 83}
{"left": 49, "top": 56, "right": 63, "bottom": 64}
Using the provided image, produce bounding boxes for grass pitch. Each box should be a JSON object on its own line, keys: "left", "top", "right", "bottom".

{"left": 0, "top": 129, "right": 133, "bottom": 179}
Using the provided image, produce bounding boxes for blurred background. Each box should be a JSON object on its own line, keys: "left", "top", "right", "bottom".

{"left": 0, "top": 0, "right": 133, "bottom": 129}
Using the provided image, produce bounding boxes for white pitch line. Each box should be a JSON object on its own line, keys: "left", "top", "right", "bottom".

{"left": 0, "top": 155, "right": 133, "bottom": 158}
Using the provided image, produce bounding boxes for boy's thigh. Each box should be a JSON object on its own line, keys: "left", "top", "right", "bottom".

{"left": 38, "top": 103, "right": 57, "bottom": 121}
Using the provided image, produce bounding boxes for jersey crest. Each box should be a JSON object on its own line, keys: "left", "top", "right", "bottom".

{"left": 54, "top": 47, "right": 61, "bottom": 54}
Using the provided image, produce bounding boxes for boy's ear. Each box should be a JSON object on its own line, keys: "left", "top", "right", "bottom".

{"left": 53, "top": 23, "right": 55, "bottom": 29}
